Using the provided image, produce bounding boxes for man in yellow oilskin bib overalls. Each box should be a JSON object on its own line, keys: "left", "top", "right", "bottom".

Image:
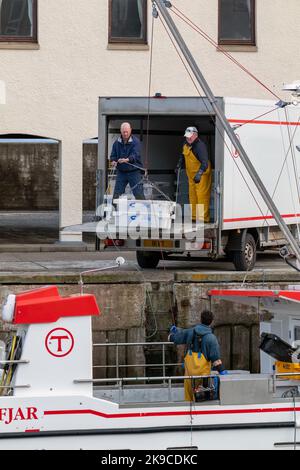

{"left": 168, "top": 310, "right": 227, "bottom": 402}
{"left": 176, "top": 126, "right": 212, "bottom": 223}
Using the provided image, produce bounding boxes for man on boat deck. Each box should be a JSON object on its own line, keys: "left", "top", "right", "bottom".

{"left": 110, "top": 122, "right": 145, "bottom": 200}
{"left": 169, "top": 310, "right": 227, "bottom": 401}
{"left": 176, "top": 126, "right": 212, "bottom": 223}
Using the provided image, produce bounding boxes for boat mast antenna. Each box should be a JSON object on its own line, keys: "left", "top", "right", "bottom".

{"left": 153, "top": 0, "right": 300, "bottom": 271}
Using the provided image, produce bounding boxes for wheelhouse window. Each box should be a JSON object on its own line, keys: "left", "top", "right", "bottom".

{"left": 109, "top": 0, "right": 147, "bottom": 44}
{"left": 0, "top": 0, "right": 37, "bottom": 42}
{"left": 219, "top": 0, "right": 255, "bottom": 45}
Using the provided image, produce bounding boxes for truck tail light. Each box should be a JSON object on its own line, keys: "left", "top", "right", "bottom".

{"left": 104, "top": 239, "right": 125, "bottom": 247}
{"left": 202, "top": 241, "right": 212, "bottom": 250}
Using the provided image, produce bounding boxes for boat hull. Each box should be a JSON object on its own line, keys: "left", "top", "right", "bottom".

{"left": 0, "top": 395, "right": 299, "bottom": 450}
{"left": 0, "top": 425, "right": 297, "bottom": 450}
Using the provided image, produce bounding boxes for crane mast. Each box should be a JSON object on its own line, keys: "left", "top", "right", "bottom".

{"left": 153, "top": 0, "right": 300, "bottom": 269}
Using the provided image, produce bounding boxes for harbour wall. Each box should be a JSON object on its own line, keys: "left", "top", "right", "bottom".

{"left": 0, "top": 270, "right": 297, "bottom": 378}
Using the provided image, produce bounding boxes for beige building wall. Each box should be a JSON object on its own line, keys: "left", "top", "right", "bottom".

{"left": 0, "top": 0, "right": 299, "bottom": 241}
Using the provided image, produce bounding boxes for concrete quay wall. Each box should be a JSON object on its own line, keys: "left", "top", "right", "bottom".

{"left": 1, "top": 270, "right": 299, "bottom": 378}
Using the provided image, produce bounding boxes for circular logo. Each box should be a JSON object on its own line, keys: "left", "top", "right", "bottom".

{"left": 45, "top": 328, "right": 74, "bottom": 358}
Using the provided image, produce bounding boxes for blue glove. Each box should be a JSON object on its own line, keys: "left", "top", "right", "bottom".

{"left": 194, "top": 171, "right": 202, "bottom": 184}
{"left": 219, "top": 370, "right": 228, "bottom": 375}
{"left": 170, "top": 325, "right": 178, "bottom": 334}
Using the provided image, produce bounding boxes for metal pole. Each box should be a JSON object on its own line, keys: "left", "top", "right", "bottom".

{"left": 154, "top": 0, "right": 300, "bottom": 262}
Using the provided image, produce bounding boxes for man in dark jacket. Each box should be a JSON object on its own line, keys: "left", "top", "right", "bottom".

{"left": 169, "top": 310, "right": 227, "bottom": 401}
{"left": 110, "top": 122, "right": 145, "bottom": 200}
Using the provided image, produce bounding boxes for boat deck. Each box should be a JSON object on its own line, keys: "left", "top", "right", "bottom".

{"left": 92, "top": 374, "right": 300, "bottom": 407}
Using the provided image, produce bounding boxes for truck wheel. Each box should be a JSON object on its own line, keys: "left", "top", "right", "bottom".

{"left": 232, "top": 233, "right": 257, "bottom": 271}
{"left": 225, "top": 251, "right": 234, "bottom": 262}
{"left": 136, "top": 251, "right": 160, "bottom": 269}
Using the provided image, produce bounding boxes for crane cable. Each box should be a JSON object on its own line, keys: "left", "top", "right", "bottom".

{"left": 145, "top": 12, "right": 156, "bottom": 172}
{"left": 169, "top": 2, "right": 300, "bottom": 257}
{"left": 155, "top": 7, "right": 300, "bottom": 276}
{"left": 170, "top": 4, "right": 281, "bottom": 101}
{"left": 157, "top": 13, "right": 273, "bottom": 229}
{"left": 241, "top": 113, "right": 300, "bottom": 282}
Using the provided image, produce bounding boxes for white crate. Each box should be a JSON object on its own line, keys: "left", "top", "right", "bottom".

{"left": 114, "top": 199, "right": 176, "bottom": 216}
{"left": 113, "top": 199, "right": 176, "bottom": 230}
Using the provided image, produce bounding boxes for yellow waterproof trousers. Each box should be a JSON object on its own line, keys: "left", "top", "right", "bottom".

{"left": 183, "top": 144, "right": 212, "bottom": 223}
{"left": 184, "top": 351, "right": 212, "bottom": 401}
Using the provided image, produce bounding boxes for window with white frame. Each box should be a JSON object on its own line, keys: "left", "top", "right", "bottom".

{"left": 0, "top": 0, "right": 37, "bottom": 41}
{"left": 109, "top": 0, "right": 147, "bottom": 44}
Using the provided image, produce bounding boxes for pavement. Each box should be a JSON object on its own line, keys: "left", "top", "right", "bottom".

{"left": 0, "top": 250, "right": 299, "bottom": 285}
{"left": 1, "top": 211, "right": 300, "bottom": 284}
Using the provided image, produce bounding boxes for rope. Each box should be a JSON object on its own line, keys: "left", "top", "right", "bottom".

{"left": 285, "top": 108, "right": 300, "bottom": 207}
{"left": 170, "top": 5, "right": 281, "bottom": 100}
{"left": 157, "top": 13, "right": 273, "bottom": 229}
{"left": 155, "top": 8, "right": 300, "bottom": 279}
{"left": 231, "top": 107, "right": 287, "bottom": 130}
{"left": 156, "top": 8, "right": 300, "bottom": 276}
{"left": 145, "top": 12, "right": 156, "bottom": 171}
{"left": 0, "top": 335, "right": 17, "bottom": 396}
{"left": 241, "top": 112, "right": 300, "bottom": 282}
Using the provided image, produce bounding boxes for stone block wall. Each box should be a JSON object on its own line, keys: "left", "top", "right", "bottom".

{"left": 0, "top": 279, "right": 278, "bottom": 383}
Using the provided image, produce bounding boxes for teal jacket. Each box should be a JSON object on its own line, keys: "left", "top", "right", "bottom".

{"left": 170, "top": 324, "right": 221, "bottom": 364}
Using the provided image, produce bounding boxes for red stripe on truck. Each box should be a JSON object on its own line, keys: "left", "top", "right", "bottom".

{"left": 224, "top": 213, "right": 300, "bottom": 223}
{"left": 228, "top": 119, "right": 300, "bottom": 126}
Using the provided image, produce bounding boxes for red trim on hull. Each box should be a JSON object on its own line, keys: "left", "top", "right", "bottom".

{"left": 44, "top": 406, "right": 300, "bottom": 420}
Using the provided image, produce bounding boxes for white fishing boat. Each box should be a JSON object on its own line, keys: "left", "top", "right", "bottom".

{"left": 1, "top": 0, "right": 299, "bottom": 452}
{"left": 0, "top": 284, "right": 300, "bottom": 451}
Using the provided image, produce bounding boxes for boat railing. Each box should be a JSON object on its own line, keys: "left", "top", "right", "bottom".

{"left": 92, "top": 341, "right": 300, "bottom": 382}
{"left": 92, "top": 341, "right": 179, "bottom": 379}
{"left": 74, "top": 374, "right": 216, "bottom": 404}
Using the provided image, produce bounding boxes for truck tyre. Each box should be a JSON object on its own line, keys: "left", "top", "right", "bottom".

{"left": 225, "top": 251, "right": 234, "bottom": 262}
{"left": 232, "top": 233, "right": 257, "bottom": 271}
{"left": 136, "top": 251, "right": 160, "bottom": 269}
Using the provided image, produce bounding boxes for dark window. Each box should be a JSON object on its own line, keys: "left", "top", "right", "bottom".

{"left": 219, "top": 0, "right": 255, "bottom": 45}
{"left": 294, "top": 327, "right": 300, "bottom": 342}
{"left": 0, "top": 0, "right": 37, "bottom": 42}
{"left": 109, "top": 0, "right": 147, "bottom": 44}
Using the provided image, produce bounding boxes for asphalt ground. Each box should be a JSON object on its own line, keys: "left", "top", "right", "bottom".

{"left": 0, "top": 211, "right": 299, "bottom": 281}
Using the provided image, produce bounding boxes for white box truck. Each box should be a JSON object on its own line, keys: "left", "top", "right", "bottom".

{"left": 81, "top": 95, "right": 300, "bottom": 271}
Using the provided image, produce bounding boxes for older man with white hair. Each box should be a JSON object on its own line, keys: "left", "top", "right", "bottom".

{"left": 110, "top": 122, "right": 145, "bottom": 200}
